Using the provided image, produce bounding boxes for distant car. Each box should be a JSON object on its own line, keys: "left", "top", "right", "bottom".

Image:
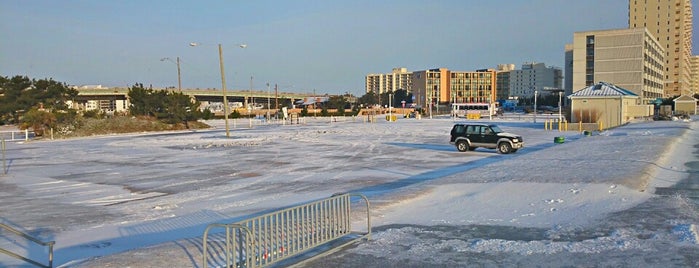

{"left": 449, "top": 123, "right": 524, "bottom": 154}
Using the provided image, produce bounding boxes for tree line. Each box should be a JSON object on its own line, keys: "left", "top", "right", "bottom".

{"left": 0, "top": 75, "right": 206, "bottom": 135}
{"left": 0, "top": 75, "right": 416, "bottom": 135}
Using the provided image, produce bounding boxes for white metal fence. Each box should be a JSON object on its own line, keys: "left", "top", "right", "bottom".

{"left": 202, "top": 193, "right": 370, "bottom": 268}
{"left": 0, "top": 129, "right": 32, "bottom": 142}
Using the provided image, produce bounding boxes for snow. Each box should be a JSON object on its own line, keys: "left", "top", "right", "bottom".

{"left": 1, "top": 114, "right": 698, "bottom": 267}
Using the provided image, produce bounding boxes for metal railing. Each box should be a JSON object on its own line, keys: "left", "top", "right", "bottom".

{"left": 2, "top": 138, "right": 6, "bottom": 175}
{"left": 0, "top": 223, "right": 55, "bottom": 268}
{"left": 0, "top": 129, "right": 31, "bottom": 142}
{"left": 202, "top": 193, "right": 371, "bottom": 268}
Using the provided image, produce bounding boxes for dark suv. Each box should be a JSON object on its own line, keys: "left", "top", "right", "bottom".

{"left": 449, "top": 123, "right": 523, "bottom": 154}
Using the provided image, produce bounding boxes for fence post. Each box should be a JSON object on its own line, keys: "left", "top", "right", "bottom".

{"left": 2, "top": 138, "right": 6, "bottom": 175}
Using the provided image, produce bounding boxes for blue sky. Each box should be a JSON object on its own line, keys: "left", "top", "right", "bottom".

{"left": 1, "top": 0, "right": 697, "bottom": 96}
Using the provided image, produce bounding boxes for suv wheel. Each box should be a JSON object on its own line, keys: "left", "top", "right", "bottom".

{"left": 456, "top": 140, "right": 469, "bottom": 152}
{"left": 497, "top": 142, "right": 512, "bottom": 154}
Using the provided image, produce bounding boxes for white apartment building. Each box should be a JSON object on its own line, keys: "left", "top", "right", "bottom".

{"left": 365, "top": 67, "right": 412, "bottom": 94}
{"left": 509, "top": 62, "right": 563, "bottom": 98}
{"left": 570, "top": 28, "right": 665, "bottom": 104}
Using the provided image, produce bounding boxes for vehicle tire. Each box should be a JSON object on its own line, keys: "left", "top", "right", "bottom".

{"left": 497, "top": 142, "right": 512, "bottom": 154}
{"left": 456, "top": 140, "right": 469, "bottom": 152}
{"left": 468, "top": 147, "right": 477, "bottom": 151}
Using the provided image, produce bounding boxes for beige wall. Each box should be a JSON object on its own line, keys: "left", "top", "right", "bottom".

{"left": 675, "top": 101, "right": 697, "bottom": 115}
{"left": 570, "top": 96, "right": 647, "bottom": 129}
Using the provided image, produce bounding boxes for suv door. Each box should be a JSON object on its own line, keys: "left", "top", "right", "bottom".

{"left": 466, "top": 125, "right": 481, "bottom": 144}
{"left": 481, "top": 125, "right": 500, "bottom": 146}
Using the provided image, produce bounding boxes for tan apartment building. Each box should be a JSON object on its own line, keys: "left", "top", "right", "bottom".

{"left": 365, "top": 67, "right": 412, "bottom": 94}
{"left": 629, "top": 0, "right": 693, "bottom": 96}
{"left": 450, "top": 69, "right": 497, "bottom": 104}
{"left": 412, "top": 68, "right": 496, "bottom": 108}
{"left": 570, "top": 28, "right": 666, "bottom": 104}
{"left": 412, "top": 68, "right": 449, "bottom": 109}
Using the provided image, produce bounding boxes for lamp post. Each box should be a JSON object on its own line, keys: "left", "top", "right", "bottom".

{"left": 160, "top": 57, "right": 182, "bottom": 92}
{"left": 534, "top": 90, "right": 538, "bottom": 123}
{"left": 389, "top": 92, "right": 393, "bottom": 121}
{"left": 189, "top": 42, "right": 246, "bottom": 138}
{"left": 452, "top": 92, "right": 456, "bottom": 119}
{"left": 248, "top": 75, "right": 253, "bottom": 113}
{"left": 266, "top": 82, "right": 271, "bottom": 120}
{"left": 558, "top": 91, "right": 563, "bottom": 123}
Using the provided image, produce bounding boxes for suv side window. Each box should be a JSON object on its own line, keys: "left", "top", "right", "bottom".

{"left": 452, "top": 125, "right": 465, "bottom": 135}
{"left": 466, "top": 125, "right": 477, "bottom": 135}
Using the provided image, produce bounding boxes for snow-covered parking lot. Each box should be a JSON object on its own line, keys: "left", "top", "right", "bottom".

{"left": 1, "top": 115, "right": 698, "bottom": 267}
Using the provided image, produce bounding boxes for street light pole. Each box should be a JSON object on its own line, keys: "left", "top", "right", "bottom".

{"left": 249, "top": 75, "right": 254, "bottom": 113}
{"left": 267, "top": 82, "right": 271, "bottom": 120}
{"left": 190, "top": 42, "right": 246, "bottom": 138}
{"left": 217, "top": 44, "right": 231, "bottom": 138}
{"left": 558, "top": 91, "right": 562, "bottom": 123}
{"left": 389, "top": 92, "right": 393, "bottom": 121}
{"left": 534, "top": 90, "right": 538, "bottom": 123}
{"left": 160, "top": 57, "right": 182, "bottom": 92}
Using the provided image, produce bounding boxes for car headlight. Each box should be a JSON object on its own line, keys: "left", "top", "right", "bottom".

{"left": 512, "top": 138, "right": 519, "bottom": 142}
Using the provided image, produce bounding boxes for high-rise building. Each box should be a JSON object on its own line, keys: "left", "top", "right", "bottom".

{"left": 570, "top": 28, "right": 665, "bottom": 104}
{"left": 365, "top": 67, "right": 412, "bottom": 94}
{"left": 691, "top": 55, "right": 699, "bottom": 94}
{"left": 629, "top": 0, "right": 693, "bottom": 96}
{"left": 509, "top": 62, "right": 562, "bottom": 98}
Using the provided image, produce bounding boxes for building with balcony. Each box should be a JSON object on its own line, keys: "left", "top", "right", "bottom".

{"left": 365, "top": 67, "right": 412, "bottom": 94}
{"left": 629, "top": 0, "right": 693, "bottom": 96}
{"left": 691, "top": 55, "right": 699, "bottom": 94}
{"left": 411, "top": 68, "right": 496, "bottom": 109}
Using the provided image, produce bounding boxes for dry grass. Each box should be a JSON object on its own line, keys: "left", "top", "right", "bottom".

{"left": 55, "top": 116, "right": 210, "bottom": 139}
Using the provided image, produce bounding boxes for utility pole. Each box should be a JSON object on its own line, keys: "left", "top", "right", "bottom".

{"left": 218, "top": 44, "right": 230, "bottom": 138}
{"left": 176, "top": 57, "right": 182, "bottom": 92}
